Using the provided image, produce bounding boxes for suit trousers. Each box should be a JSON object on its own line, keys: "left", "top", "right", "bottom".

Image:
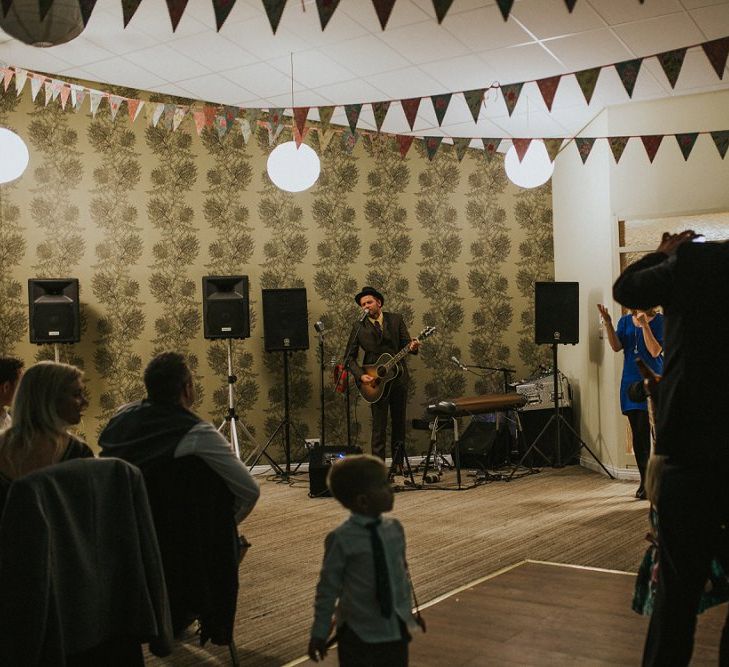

{"left": 370, "top": 379, "right": 407, "bottom": 464}
{"left": 642, "top": 463, "right": 729, "bottom": 666}
{"left": 337, "top": 623, "right": 409, "bottom": 667}
{"left": 626, "top": 409, "right": 650, "bottom": 489}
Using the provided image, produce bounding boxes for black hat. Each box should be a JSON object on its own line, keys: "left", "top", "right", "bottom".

{"left": 354, "top": 286, "right": 384, "bottom": 306}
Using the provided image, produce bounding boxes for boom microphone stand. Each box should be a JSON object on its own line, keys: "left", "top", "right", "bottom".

{"left": 314, "top": 320, "right": 326, "bottom": 448}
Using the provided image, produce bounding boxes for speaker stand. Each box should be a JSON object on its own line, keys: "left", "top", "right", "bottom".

{"left": 509, "top": 344, "right": 614, "bottom": 481}
{"left": 53, "top": 343, "right": 60, "bottom": 363}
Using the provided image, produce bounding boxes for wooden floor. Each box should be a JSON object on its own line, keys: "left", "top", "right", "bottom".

{"left": 295, "top": 561, "right": 725, "bottom": 666}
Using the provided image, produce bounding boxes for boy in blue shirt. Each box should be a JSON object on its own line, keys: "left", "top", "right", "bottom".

{"left": 308, "top": 455, "right": 424, "bottom": 666}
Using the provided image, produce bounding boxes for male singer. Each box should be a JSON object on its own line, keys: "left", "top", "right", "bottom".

{"left": 345, "top": 287, "right": 420, "bottom": 468}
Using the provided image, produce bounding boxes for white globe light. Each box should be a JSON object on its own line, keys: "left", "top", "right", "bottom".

{"left": 0, "top": 128, "right": 29, "bottom": 184}
{"left": 266, "top": 141, "right": 320, "bottom": 193}
{"left": 504, "top": 140, "right": 554, "bottom": 189}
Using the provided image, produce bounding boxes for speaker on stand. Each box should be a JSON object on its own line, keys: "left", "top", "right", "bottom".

{"left": 28, "top": 278, "right": 80, "bottom": 362}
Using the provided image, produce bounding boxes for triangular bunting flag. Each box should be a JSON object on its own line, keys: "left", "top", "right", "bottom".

{"left": 122, "top": 0, "right": 143, "bottom": 27}
{"left": 424, "top": 136, "right": 443, "bottom": 161}
{"left": 293, "top": 107, "right": 309, "bottom": 139}
{"left": 262, "top": 0, "right": 287, "bottom": 33}
{"left": 702, "top": 37, "right": 729, "bottom": 79}
{"left": 656, "top": 48, "right": 686, "bottom": 89}
{"left": 1, "top": 0, "right": 12, "bottom": 16}
{"left": 401, "top": 97, "right": 421, "bottom": 130}
{"left": 78, "top": 0, "right": 98, "bottom": 25}
{"left": 565, "top": 0, "right": 577, "bottom": 11}
{"left": 452, "top": 137, "right": 471, "bottom": 162}
{"left": 511, "top": 138, "right": 531, "bottom": 162}
{"left": 316, "top": 0, "right": 340, "bottom": 30}
{"left": 14, "top": 69, "right": 27, "bottom": 96}
{"left": 318, "top": 106, "right": 334, "bottom": 133}
{"left": 89, "top": 91, "right": 104, "bottom": 117}
{"left": 574, "top": 67, "right": 600, "bottom": 105}
{"left": 543, "top": 138, "right": 563, "bottom": 162}
{"left": 396, "top": 135, "right": 414, "bottom": 158}
{"left": 536, "top": 75, "right": 561, "bottom": 112}
{"left": 224, "top": 105, "right": 238, "bottom": 132}
{"left": 128, "top": 98, "right": 143, "bottom": 123}
{"left": 674, "top": 133, "right": 698, "bottom": 161}
{"left": 215, "top": 113, "right": 228, "bottom": 138}
{"left": 2, "top": 68, "right": 13, "bottom": 91}
{"left": 267, "top": 107, "right": 285, "bottom": 146}
{"left": 317, "top": 126, "right": 336, "bottom": 153}
{"left": 109, "top": 94, "right": 123, "bottom": 121}
{"left": 72, "top": 87, "right": 87, "bottom": 111}
{"left": 30, "top": 76, "right": 44, "bottom": 101}
{"left": 575, "top": 137, "right": 596, "bottom": 164}
{"left": 496, "top": 0, "right": 514, "bottom": 20}
{"left": 482, "top": 138, "right": 501, "bottom": 159}
{"left": 165, "top": 0, "right": 189, "bottom": 31}
{"left": 432, "top": 0, "right": 454, "bottom": 23}
{"left": 608, "top": 137, "right": 629, "bottom": 164}
{"left": 59, "top": 85, "right": 71, "bottom": 110}
{"left": 372, "top": 101, "right": 390, "bottom": 132}
{"left": 615, "top": 58, "right": 642, "bottom": 97}
{"left": 51, "top": 80, "right": 63, "bottom": 102}
{"left": 39, "top": 0, "right": 53, "bottom": 21}
{"left": 342, "top": 129, "right": 359, "bottom": 154}
{"left": 640, "top": 135, "right": 663, "bottom": 163}
{"left": 344, "top": 103, "right": 363, "bottom": 133}
{"left": 500, "top": 82, "right": 523, "bottom": 116}
{"left": 162, "top": 104, "right": 175, "bottom": 131}
{"left": 371, "top": 0, "right": 395, "bottom": 30}
{"left": 293, "top": 123, "right": 310, "bottom": 147}
{"left": 431, "top": 93, "right": 452, "bottom": 126}
{"left": 173, "top": 106, "right": 187, "bottom": 131}
{"left": 193, "top": 109, "right": 206, "bottom": 135}
{"left": 203, "top": 105, "right": 217, "bottom": 128}
{"left": 463, "top": 88, "right": 484, "bottom": 124}
{"left": 152, "top": 103, "right": 165, "bottom": 127}
{"left": 238, "top": 108, "right": 260, "bottom": 143}
{"left": 711, "top": 130, "right": 729, "bottom": 159}
{"left": 43, "top": 80, "right": 53, "bottom": 107}
{"left": 212, "top": 0, "right": 237, "bottom": 31}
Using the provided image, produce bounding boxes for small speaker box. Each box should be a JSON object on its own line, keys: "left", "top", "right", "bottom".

{"left": 28, "top": 278, "right": 80, "bottom": 344}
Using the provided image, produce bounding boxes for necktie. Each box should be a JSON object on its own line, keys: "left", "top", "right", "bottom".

{"left": 366, "top": 519, "right": 393, "bottom": 618}
{"left": 373, "top": 320, "right": 382, "bottom": 338}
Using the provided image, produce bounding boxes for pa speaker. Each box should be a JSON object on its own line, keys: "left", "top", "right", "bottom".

{"left": 535, "top": 281, "right": 579, "bottom": 345}
{"left": 452, "top": 420, "right": 511, "bottom": 470}
{"left": 262, "top": 288, "right": 309, "bottom": 352}
{"left": 28, "top": 278, "right": 80, "bottom": 344}
{"left": 203, "top": 275, "right": 250, "bottom": 340}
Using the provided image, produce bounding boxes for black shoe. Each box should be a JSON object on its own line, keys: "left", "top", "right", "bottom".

{"left": 635, "top": 486, "right": 647, "bottom": 500}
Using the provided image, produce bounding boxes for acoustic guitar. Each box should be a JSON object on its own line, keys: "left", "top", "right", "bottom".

{"left": 356, "top": 326, "right": 436, "bottom": 404}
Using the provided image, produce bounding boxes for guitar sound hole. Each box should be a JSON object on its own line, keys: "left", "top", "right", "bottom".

{"left": 376, "top": 366, "right": 387, "bottom": 377}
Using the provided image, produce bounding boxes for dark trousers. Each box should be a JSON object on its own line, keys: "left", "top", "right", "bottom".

{"left": 626, "top": 409, "right": 650, "bottom": 488}
{"left": 337, "top": 623, "right": 409, "bottom": 667}
{"left": 643, "top": 464, "right": 729, "bottom": 666}
{"left": 370, "top": 379, "right": 407, "bottom": 464}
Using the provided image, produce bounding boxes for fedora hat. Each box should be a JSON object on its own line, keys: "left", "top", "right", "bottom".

{"left": 354, "top": 286, "right": 384, "bottom": 306}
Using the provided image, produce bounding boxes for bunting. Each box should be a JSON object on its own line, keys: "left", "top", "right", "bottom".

{"left": 433, "top": 0, "right": 454, "bottom": 24}
{"left": 401, "top": 97, "right": 421, "bottom": 130}
{"left": 128, "top": 98, "right": 143, "bottom": 123}
{"left": 212, "top": 0, "right": 237, "bottom": 31}
{"left": 316, "top": 0, "right": 340, "bottom": 30}
{"left": 702, "top": 37, "right": 729, "bottom": 79}
{"left": 59, "top": 84, "right": 70, "bottom": 110}
{"left": 262, "top": 0, "right": 287, "bottom": 34}
{"left": 575, "top": 137, "right": 595, "bottom": 164}
{"left": 89, "top": 91, "right": 104, "bottom": 116}
{"left": 482, "top": 138, "right": 501, "bottom": 159}
{"left": 372, "top": 0, "right": 396, "bottom": 30}
{"left": 424, "top": 136, "right": 443, "bottom": 161}
{"left": 536, "top": 75, "right": 561, "bottom": 112}
{"left": 293, "top": 107, "right": 309, "bottom": 138}
{"left": 192, "top": 109, "right": 205, "bottom": 135}
{"left": 344, "top": 103, "right": 363, "bottom": 134}
{"left": 78, "top": 0, "right": 97, "bottom": 25}
{"left": 674, "top": 133, "right": 698, "bottom": 161}
{"left": 431, "top": 93, "right": 452, "bottom": 126}
{"left": 615, "top": 58, "right": 642, "bottom": 97}
{"left": 267, "top": 107, "right": 285, "bottom": 145}
{"left": 14, "top": 69, "right": 26, "bottom": 96}
{"left": 152, "top": 103, "right": 165, "bottom": 127}
{"left": 463, "top": 88, "right": 485, "bottom": 124}
{"left": 452, "top": 137, "right": 471, "bottom": 162}
{"left": 318, "top": 106, "right": 334, "bottom": 133}
{"left": 641, "top": 135, "right": 663, "bottom": 163}
{"left": 173, "top": 106, "right": 187, "bottom": 131}
{"left": 293, "top": 123, "right": 310, "bottom": 147}
{"left": 109, "top": 94, "right": 123, "bottom": 121}
{"left": 203, "top": 105, "right": 217, "bottom": 128}
{"left": 511, "top": 138, "right": 531, "bottom": 162}
{"left": 372, "top": 101, "right": 391, "bottom": 132}
{"left": 565, "top": 0, "right": 577, "bottom": 10}
{"left": 72, "top": 86, "right": 87, "bottom": 111}
{"left": 396, "top": 134, "right": 414, "bottom": 158}
{"left": 39, "top": 0, "right": 53, "bottom": 21}
{"left": 165, "top": 0, "right": 189, "bottom": 31}
{"left": 30, "top": 76, "right": 44, "bottom": 102}
{"left": 608, "top": 137, "right": 629, "bottom": 164}
{"left": 122, "top": 0, "right": 143, "bottom": 27}
{"left": 711, "top": 130, "right": 729, "bottom": 158}
{"left": 2, "top": 68, "right": 12, "bottom": 92}
{"left": 656, "top": 48, "right": 687, "bottom": 88}
{"left": 341, "top": 129, "right": 358, "bottom": 153}
{"left": 543, "top": 138, "right": 563, "bottom": 162}
{"left": 239, "top": 108, "right": 260, "bottom": 143}
{"left": 500, "top": 82, "right": 523, "bottom": 116}
{"left": 496, "top": 0, "right": 514, "bottom": 21}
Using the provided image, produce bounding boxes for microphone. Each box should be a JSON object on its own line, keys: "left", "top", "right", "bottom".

{"left": 314, "top": 321, "right": 325, "bottom": 333}
{"left": 359, "top": 308, "right": 370, "bottom": 323}
{"left": 451, "top": 356, "right": 468, "bottom": 371}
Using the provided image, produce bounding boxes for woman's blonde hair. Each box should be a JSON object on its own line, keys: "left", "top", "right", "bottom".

{"left": 0, "top": 361, "right": 83, "bottom": 474}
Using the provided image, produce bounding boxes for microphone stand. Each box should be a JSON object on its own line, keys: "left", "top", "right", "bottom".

{"left": 336, "top": 311, "right": 368, "bottom": 448}
{"left": 315, "top": 323, "right": 326, "bottom": 448}
{"left": 467, "top": 364, "right": 516, "bottom": 393}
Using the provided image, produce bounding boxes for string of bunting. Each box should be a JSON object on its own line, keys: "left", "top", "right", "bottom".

{"left": 1, "top": 62, "right": 728, "bottom": 166}
{"left": 0, "top": 0, "right": 652, "bottom": 33}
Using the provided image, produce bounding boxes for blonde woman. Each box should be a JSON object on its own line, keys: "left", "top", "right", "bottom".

{"left": 0, "top": 361, "right": 93, "bottom": 513}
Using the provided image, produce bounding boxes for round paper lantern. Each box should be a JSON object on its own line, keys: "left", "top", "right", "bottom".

{"left": 266, "top": 141, "right": 320, "bottom": 193}
{"left": 0, "top": 128, "right": 29, "bottom": 184}
{"left": 0, "top": 0, "right": 86, "bottom": 47}
{"left": 504, "top": 140, "right": 554, "bottom": 189}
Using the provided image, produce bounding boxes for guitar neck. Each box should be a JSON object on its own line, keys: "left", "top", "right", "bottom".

{"left": 385, "top": 343, "right": 413, "bottom": 370}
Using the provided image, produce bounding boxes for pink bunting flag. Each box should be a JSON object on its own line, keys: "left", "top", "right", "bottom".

{"left": 14, "top": 69, "right": 27, "bottom": 96}
{"left": 640, "top": 135, "right": 663, "bottom": 163}
{"left": 127, "top": 98, "right": 143, "bottom": 123}
{"left": 400, "top": 97, "right": 422, "bottom": 131}
{"left": 2, "top": 68, "right": 13, "bottom": 91}
{"left": 536, "top": 75, "right": 561, "bottom": 112}
{"left": 173, "top": 106, "right": 187, "bottom": 131}
{"left": 511, "top": 138, "right": 531, "bottom": 162}
{"left": 43, "top": 80, "right": 53, "bottom": 107}
{"left": 59, "top": 85, "right": 71, "bottom": 110}
{"left": 267, "top": 107, "right": 285, "bottom": 145}
{"left": 89, "top": 91, "right": 104, "bottom": 117}
{"left": 371, "top": 0, "right": 395, "bottom": 30}
{"left": 192, "top": 109, "right": 206, "bottom": 135}
{"left": 203, "top": 105, "right": 217, "bottom": 128}
{"left": 396, "top": 135, "right": 415, "bottom": 158}
{"left": 72, "top": 86, "right": 87, "bottom": 111}
{"left": 109, "top": 94, "right": 123, "bottom": 120}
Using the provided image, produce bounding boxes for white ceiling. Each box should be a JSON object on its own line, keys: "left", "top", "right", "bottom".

{"left": 0, "top": 0, "right": 728, "bottom": 141}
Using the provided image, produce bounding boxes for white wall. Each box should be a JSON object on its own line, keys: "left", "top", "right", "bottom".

{"left": 553, "top": 89, "right": 729, "bottom": 475}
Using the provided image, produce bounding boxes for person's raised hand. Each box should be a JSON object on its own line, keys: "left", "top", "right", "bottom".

{"left": 656, "top": 230, "right": 701, "bottom": 255}
{"left": 597, "top": 303, "right": 612, "bottom": 324}
{"left": 308, "top": 637, "right": 328, "bottom": 662}
{"left": 635, "top": 311, "right": 649, "bottom": 328}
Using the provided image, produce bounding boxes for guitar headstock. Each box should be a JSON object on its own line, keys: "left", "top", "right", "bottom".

{"left": 417, "top": 326, "right": 436, "bottom": 340}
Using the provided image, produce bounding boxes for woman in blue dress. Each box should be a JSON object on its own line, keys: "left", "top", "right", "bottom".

{"left": 597, "top": 304, "right": 664, "bottom": 500}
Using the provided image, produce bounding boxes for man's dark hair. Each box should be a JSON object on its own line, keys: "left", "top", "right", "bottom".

{"left": 0, "top": 357, "right": 24, "bottom": 385}
{"left": 143, "top": 352, "right": 191, "bottom": 405}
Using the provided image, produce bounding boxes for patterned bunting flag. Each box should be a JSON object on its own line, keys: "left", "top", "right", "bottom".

{"left": 59, "top": 85, "right": 71, "bottom": 110}
{"left": 463, "top": 88, "right": 484, "bottom": 124}
{"left": 432, "top": 0, "right": 454, "bottom": 23}
{"left": 293, "top": 123, "right": 310, "bottom": 147}
{"left": 162, "top": 104, "right": 175, "bottom": 131}
{"left": 500, "top": 82, "right": 523, "bottom": 116}
{"left": 192, "top": 109, "right": 206, "bottom": 135}
{"left": 344, "top": 103, "right": 363, "bottom": 133}
{"left": 575, "top": 137, "right": 596, "bottom": 164}
{"left": 51, "top": 80, "right": 63, "bottom": 102}
{"left": 371, "top": 0, "right": 396, "bottom": 30}
{"left": 452, "top": 137, "right": 471, "bottom": 162}
{"left": 657, "top": 48, "right": 687, "bottom": 89}
{"left": 1, "top": 0, "right": 12, "bottom": 16}
{"left": 401, "top": 97, "right": 421, "bottom": 130}
{"left": 536, "top": 75, "right": 561, "bottom": 112}
{"left": 608, "top": 136, "right": 629, "bottom": 164}
{"left": 14, "top": 69, "right": 27, "bottom": 96}
{"left": 152, "top": 103, "right": 165, "bottom": 127}
{"left": 482, "top": 138, "right": 501, "bottom": 159}
{"left": 165, "top": 0, "right": 189, "bottom": 31}
{"left": 72, "top": 86, "right": 87, "bottom": 111}
{"left": 573, "top": 68, "right": 600, "bottom": 105}
{"left": 640, "top": 135, "right": 663, "bottom": 163}
{"left": 543, "top": 138, "right": 563, "bottom": 162}
{"left": 39, "top": 0, "right": 53, "bottom": 21}
{"left": 262, "top": 0, "right": 287, "bottom": 34}
{"left": 78, "top": 0, "right": 98, "bottom": 25}
{"left": 43, "top": 80, "right": 53, "bottom": 107}
{"left": 511, "top": 138, "right": 531, "bottom": 162}
{"left": 674, "top": 133, "right": 698, "bottom": 161}
{"left": 396, "top": 135, "right": 414, "bottom": 158}
{"left": 224, "top": 105, "right": 238, "bottom": 132}
{"left": 424, "top": 136, "right": 443, "bottom": 161}
{"left": 122, "top": 0, "right": 143, "bottom": 27}
{"left": 372, "top": 101, "right": 390, "bottom": 132}
{"left": 215, "top": 112, "right": 228, "bottom": 138}
{"left": 3, "top": 68, "right": 13, "bottom": 91}
{"left": 431, "top": 93, "right": 452, "bottom": 126}
{"left": 615, "top": 58, "right": 642, "bottom": 97}
{"left": 128, "top": 98, "right": 143, "bottom": 123}
{"left": 212, "top": 0, "right": 237, "bottom": 31}
{"left": 203, "top": 105, "right": 217, "bottom": 128}
{"left": 565, "top": 0, "right": 577, "bottom": 11}
{"left": 702, "top": 37, "right": 729, "bottom": 79}
{"left": 90, "top": 91, "right": 104, "bottom": 117}
{"left": 293, "top": 107, "right": 309, "bottom": 139}
{"left": 239, "top": 108, "right": 260, "bottom": 143}
{"left": 173, "top": 106, "right": 187, "bottom": 131}
{"left": 109, "top": 95, "right": 123, "bottom": 121}
{"left": 267, "top": 107, "right": 285, "bottom": 145}
{"left": 316, "top": 0, "right": 340, "bottom": 30}
{"left": 318, "top": 106, "right": 334, "bottom": 133}
{"left": 341, "top": 129, "right": 358, "bottom": 154}
{"left": 496, "top": 0, "right": 514, "bottom": 21}
{"left": 710, "top": 130, "right": 729, "bottom": 158}
{"left": 30, "top": 76, "right": 44, "bottom": 101}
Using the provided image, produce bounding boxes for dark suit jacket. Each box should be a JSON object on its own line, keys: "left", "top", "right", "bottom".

{"left": 613, "top": 241, "right": 729, "bottom": 464}
{"left": 345, "top": 311, "right": 414, "bottom": 383}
